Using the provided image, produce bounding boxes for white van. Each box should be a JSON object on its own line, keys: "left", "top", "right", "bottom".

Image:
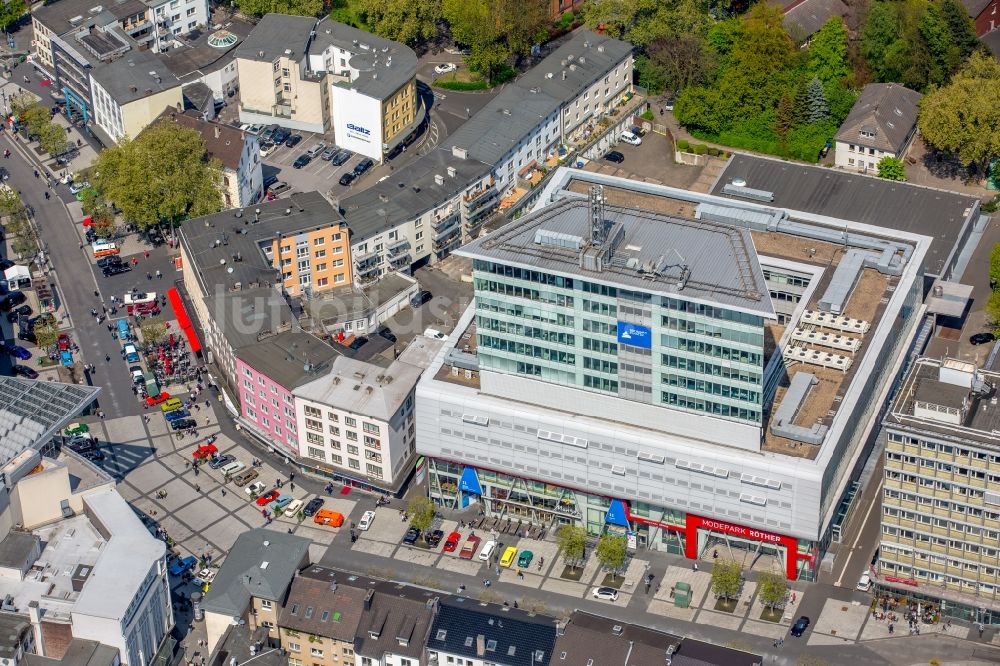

{"left": 220, "top": 460, "right": 245, "bottom": 476}
{"left": 92, "top": 241, "right": 119, "bottom": 258}
{"left": 358, "top": 510, "right": 375, "bottom": 531}
{"left": 478, "top": 540, "right": 497, "bottom": 561}
{"left": 619, "top": 130, "right": 642, "bottom": 146}
{"left": 857, "top": 572, "right": 872, "bottom": 591}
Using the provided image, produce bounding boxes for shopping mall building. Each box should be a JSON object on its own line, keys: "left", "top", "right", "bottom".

{"left": 415, "top": 168, "right": 932, "bottom": 581}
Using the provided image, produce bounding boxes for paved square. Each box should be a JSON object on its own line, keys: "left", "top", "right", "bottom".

{"left": 742, "top": 619, "right": 788, "bottom": 640}
{"left": 296, "top": 525, "right": 338, "bottom": 544}
{"left": 699, "top": 609, "right": 744, "bottom": 631}
{"left": 126, "top": 459, "right": 175, "bottom": 491}
{"left": 648, "top": 598, "right": 697, "bottom": 621}
{"left": 365, "top": 507, "right": 413, "bottom": 543}
{"left": 182, "top": 499, "right": 227, "bottom": 531}
{"left": 104, "top": 416, "right": 147, "bottom": 443}
{"left": 395, "top": 548, "right": 440, "bottom": 567}
{"left": 812, "top": 598, "right": 869, "bottom": 641}
{"left": 437, "top": 557, "right": 484, "bottom": 576}
{"left": 353, "top": 540, "right": 397, "bottom": 557}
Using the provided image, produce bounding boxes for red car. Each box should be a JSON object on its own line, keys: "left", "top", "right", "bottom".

{"left": 146, "top": 392, "right": 171, "bottom": 406}
{"left": 128, "top": 302, "right": 161, "bottom": 316}
{"left": 255, "top": 489, "right": 280, "bottom": 506}
{"left": 192, "top": 444, "right": 218, "bottom": 459}
{"left": 442, "top": 531, "right": 462, "bottom": 553}
{"left": 58, "top": 333, "right": 71, "bottom": 351}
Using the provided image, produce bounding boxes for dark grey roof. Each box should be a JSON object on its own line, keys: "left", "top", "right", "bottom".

{"left": 235, "top": 331, "right": 338, "bottom": 391}
{"left": 553, "top": 612, "right": 681, "bottom": 665}
{"left": 180, "top": 191, "right": 345, "bottom": 293}
{"left": 782, "top": 0, "right": 849, "bottom": 39}
{"left": 203, "top": 287, "right": 297, "bottom": 354}
{"left": 33, "top": 0, "right": 147, "bottom": 36}
{"left": 234, "top": 14, "right": 316, "bottom": 64}
{"left": 339, "top": 147, "right": 491, "bottom": 242}
{"left": 209, "top": 626, "right": 284, "bottom": 666}
{"left": 89, "top": 50, "right": 181, "bottom": 105}
{"left": 444, "top": 86, "right": 561, "bottom": 166}
{"left": 0, "top": 531, "right": 39, "bottom": 569}
{"left": 671, "top": 639, "right": 762, "bottom": 666}
{"left": 182, "top": 82, "right": 215, "bottom": 115}
{"left": 459, "top": 197, "right": 775, "bottom": 317}
{"left": 0, "top": 613, "right": 31, "bottom": 660}
{"left": 24, "top": 640, "right": 119, "bottom": 666}
{"left": 516, "top": 29, "right": 632, "bottom": 103}
{"left": 428, "top": 599, "right": 557, "bottom": 666}
{"left": 834, "top": 83, "right": 921, "bottom": 154}
{"left": 278, "top": 566, "right": 367, "bottom": 641}
{"left": 353, "top": 584, "right": 435, "bottom": 660}
{"left": 160, "top": 19, "right": 254, "bottom": 80}
{"left": 202, "top": 529, "right": 311, "bottom": 616}
{"left": 982, "top": 30, "right": 1000, "bottom": 60}
{"left": 961, "top": 0, "right": 993, "bottom": 16}
{"left": 713, "top": 154, "right": 980, "bottom": 276}
{"left": 311, "top": 17, "right": 417, "bottom": 99}
{"left": 0, "top": 377, "right": 101, "bottom": 466}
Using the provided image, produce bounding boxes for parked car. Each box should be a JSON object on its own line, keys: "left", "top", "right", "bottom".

{"left": 263, "top": 174, "right": 279, "bottom": 191}
{"left": 403, "top": 528, "right": 421, "bottom": 545}
{"left": 169, "top": 555, "right": 198, "bottom": 577}
{"left": 272, "top": 127, "right": 291, "bottom": 144}
{"left": 348, "top": 336, "right": 368, "bottom": 351}
{"left": 353, "top": 158, "right": 375, "bottom": 176}
{"left": 479, "top": 540, "right": 497, "bottom": 561}
{"left": 604, "top": 150, "right": 625, "bottom": 163}
{"left": 358, "top": 510, "right": 375, "bottom": 531}
{"left": 152, "top": 394, "right": 178, "bottom": 408}
{"left": 306, "top": 143, "right": 326, "bottom": 158}
{"left": 124, "top": 292, "right": 156, "bottom": 305}
{"left": 791, "top": 616, "right": 811, "bottom": 637}
{"left": 592, "top": 587, "right": 619, "bottom": 601}
{"left": 434, "top": 62, "right": 458, "bottom": 74}
{"left": 259, "top": 141, "right": 276, "bottom": 157}
{"left": 269, "top": 181, "right": 291, "bottom": 195}
{"left": 385, "top": 143, "right": 404, "bottom": 161}
{"left": 284, "top": 498, "right": 304, "bottom": 515}
{"left": 500, "top": 546, "right": 518, "bottom": 567}
{"left": 245, "top": 481, "right": 266, "bottom": 496}
{"left": 338, "top": 171, "right": 356, "bottom": 186}
{"left": 103, "top": 264, "right": 131, "bottom": 277}
{"left": 619, "top": 130, "right": 642, "bottom": 146}
{"left": 0, "top": 291, "right": 27, "bottom": 311}
{"left": 3, "top": 343, "right": 31, "bottom": 360}
{"left": 80, "top": 449, "right": 105, "bottom": 461}
{"left": 424, "top": 328, "right": 447, "bottom": 341}
{"left": 68, "top": 180, "right": 90, "bottom": 195}
{"left": 285, "top": 134, "right": 302, "bottom": 148}
{"left": 443, "top": 531, "right": 462, "bottom": 552}
{"left": 259, "top": 124, "right": 278, "bottom": 142}
{"left": 6, "top": 304, "right": 31, "bottom": 322}
{"left": 425, "top": 529, "right": 444, "bottom": 548}
{"left": 517, "top": 550, "right": 534, "bottom": 567}
{"left": 459, "top": 535, "right": 481, "bottom": 559}
{"left": 321, "top": 146, "right": 338, "bottom": 161}
{"left": 12, "top": 364, "right": 38, "bottom": 379}
{"left": 130, "top": 366, "right": 144, "bottom": 384}
{"left": 330, "top": 149, "right": 351, "bottom": 166}
{"left": 273, "top": 495, "right": 293, "bottom": 511}
{"left": 970, "top": 332, "right": 995, "bottom": 345}
{"left": 303, "top": 497, "right": 325, "bottom": 517}
{"left": 170, "top": 418, "right": 197, "bottom": 430}
{"left": 410, "top": 290, "right": 432, "bottom": 307}
{"left": 58, "top": 333, "right": 71, "bottom": 350}
{"left": 122, "top": 343, "right": 140, "bottom": 363}
{"left": 255, "top": 489, "right": 281, "bottom": 505}
{"left": 377, "top": 327, "right": 397, "bottom": 343}
{"left": 97, "top": 255, "right": 123, "bottom": 268}
{"left": 209, "top": 454, "right": 236, "bottom": 469}
{"left": 292, "top": 154, "right": 312, "bottom": 169}
{"left": 856, "top": 572, "right": 872, "bottom": 591}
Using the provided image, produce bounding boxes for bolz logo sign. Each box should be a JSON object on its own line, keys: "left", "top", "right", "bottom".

{"left": 617, "top": 321, "right": 652, "bottom": 349}
{"left": 346, "top": 123, "right": 371, "bottom": 136}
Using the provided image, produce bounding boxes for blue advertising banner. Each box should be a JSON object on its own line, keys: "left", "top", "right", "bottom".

{"left": 617, "top": 321, "right": 652, "bottom": 349}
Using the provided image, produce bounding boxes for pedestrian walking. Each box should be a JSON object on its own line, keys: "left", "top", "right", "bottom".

{"left": 195, "top": 484, "right": 200, "bottom": 492}
{"left": 693, "top": 563, "right": 699, "bottom": 571}
{"left": 105, "top": 354, "right": 111, "bottom": 363}
{"left": 221, "top": 489, "right": 226, "bottom": 496}
{"left": 144, "top": 250, "right": 149, "bottom": 258}
{"left": 146, "top": 272, "right": 152, "bottom": 280}
{"left": 156, "top": 270, "right": 162, "bottom": 279}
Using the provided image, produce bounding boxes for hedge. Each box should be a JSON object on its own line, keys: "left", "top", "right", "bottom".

{"left": 435, "top": 79, "right": 488, "bottom": 91}
{"left": 692, "top": 143, "right": 708, "bottom": 155}
{"left": 677, "top": 139, "right": 690, "bottom": 151}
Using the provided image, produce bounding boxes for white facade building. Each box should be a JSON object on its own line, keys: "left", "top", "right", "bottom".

{"left": 147, "top": 0, "right": 211, "bottom": 52}
{"left": 329, "top": 86, "right": 384, "bottom": 161}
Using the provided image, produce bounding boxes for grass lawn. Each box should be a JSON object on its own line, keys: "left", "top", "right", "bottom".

{"left": 434, "top": 69, "right": 489, "bottom": 91}
{"left": 329, "top": 0, "right": 371, "bottom": 30}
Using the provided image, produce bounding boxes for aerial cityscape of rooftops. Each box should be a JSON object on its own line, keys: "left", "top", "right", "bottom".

{"left": 0, "top": 0, "right": 996, "bottom": 663}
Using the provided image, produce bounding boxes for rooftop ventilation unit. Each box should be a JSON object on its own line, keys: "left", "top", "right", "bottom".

{"left": 722, "top": 180, "right": 774, "bottom": 202}
{"left": 534, "top": 229, "right": 583, "bottom": 250}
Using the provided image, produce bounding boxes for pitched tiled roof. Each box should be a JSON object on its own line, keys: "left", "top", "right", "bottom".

{"left": 961, "top": 0, "right": 993, "bottom": 17}
{"left": 781, "top": 0, "right": 849, "bottom": 39}
{"left": 354, "top": 585, "right": 435, "bottom": 660}
{"left": 834, "top": 83, "right": 922, "bottom": 154}
{"left": 154, "top": 109, "right": 252, "bottom": 171}
{"left": 277, "top": 566, "right": 366, "bottom": 642}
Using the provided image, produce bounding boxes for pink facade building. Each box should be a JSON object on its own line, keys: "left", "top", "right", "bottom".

{"left": 234, "top": 331, "right": 337, "bottom": 457}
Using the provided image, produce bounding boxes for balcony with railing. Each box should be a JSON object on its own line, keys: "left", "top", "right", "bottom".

{"left": 431, "top": 208, "right": 460, "bottom": 231}
{"left": 386, "top": 238, "right": 409, "bottom": 256}
{"left": 353, "top": 248, "right": 379, "bottom": 265}
{"left": 433, "top": 230, "right": 461, "bottom": 253}
{"left": 356, "top": 261, "right": 380, "bottom": 279}
{"left": 388, "top": 252, "right": 411, "bottom": 267}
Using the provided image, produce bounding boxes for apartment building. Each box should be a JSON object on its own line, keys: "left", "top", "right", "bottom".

{"left": 339, "top": 28, "right": 633, "bottom": 278}
{"left": 153, "top": 110, "right": 263, "bottom": 207}
{"left": 879, "top": 356, "right": 1000, "bottom": 624}
{"left": 425, "top": 599, "right": 557, "bottom": 666}
{"left": 235, "top": 15, "right": 418, "bottom": 161}
{"left": 89, "top": 50, "right": 183, "bottom": 144}
{"left": 834, "top": 83, "right": 921, "bottom": 172}
{"left": 416, "top": 168, "right": 930, "bottom": 581}
{"left": 277, "top": 566, "right": 367, "bottom": 666}
{"left": 234, "top": 331, "right": 337, "bottom": 456}
{"left": 293, "top": 335, "right": 443, "bottom": 493}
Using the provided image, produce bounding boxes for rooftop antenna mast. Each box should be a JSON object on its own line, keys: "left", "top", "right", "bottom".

{"left": 589, "top": 185, "right": 608, "bottom": 245}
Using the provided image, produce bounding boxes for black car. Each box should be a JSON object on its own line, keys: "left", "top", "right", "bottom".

{"left": 85, "top": 228, "right": 98, "bottom": 243}
{"left": 377, "top": 327, "right": 397, "bottom": 343}
{"left": 103, "top": 264, "right": 132, "bottom": 277}
{"left": 410, "top": 290, "right": 432, "bottom": 307}
{"left": 790, "top": 616, "right": 811, "bottom": 637}
{"left": 330, "top": 149, "right": 351, "bottom": 166}
{"left": 348, "top": 336, "right": 368, "bottom": 351}
{"left": 259, "top": 124, "right": 279, "bottom": 142}
{"left": 81, "top": 449, "right": 105, "bottom": 461}
{"left": 338, "top": 171, "right": 356, "bottom": 186}
{"left": 353, "top": 158, "right": 375, "bottom": 176}
{"left": 604, "top": 150, "right": 625, "bottom": 163}
{"left": 6, "top": 304, "right": 31, "bottom": 323}
{"left": 285, "top": 134, "right": 302, "bottom": 148}
{"left": 170, "top": 418, "right": 197, "bottom": 430}
{"left": 263, "top": 174, "right": 279, "bottom": 190}
{"left": 385, "top": 144, "right": 403, "bottom": 161}
{"left": 0, "top": 258, "right": 14, "bottom": 270}
{"left": 67, "top": 438, "right": 97, "bottom": 453}
{"left": 12, "top": 365, "right": 38, "bottom": 379}
{"left": 303, "top": 497, "right": 325, "bottom": 517}
{"left": 970, "top": 332, "right": 996, "bottom": 345}
{"left": 96, "top": 255, "right": 123, "bottom": 268}
{"left": 0, "top": 292, "right": 27, "bottom": 311}
{"left": 292, "top": 154, "right": 312, "bottom": 169}
{"left": 209, "top": 453, "right": 236, "bottom": 469}
{"left": 402, "top": 528, "right": 421, "bottom": 545}
{"left": 272, "top": 127, "right": 291, "bottom": 144}
{"left": 425, "top": 529, "right": 445, "bottom": 548}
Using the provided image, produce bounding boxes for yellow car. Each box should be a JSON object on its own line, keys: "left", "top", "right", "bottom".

{"left": 160, "top": 398, "right": 183, "bottom": 412}
{"left": 500, "top": 546, "right": 518, "bottom": 568}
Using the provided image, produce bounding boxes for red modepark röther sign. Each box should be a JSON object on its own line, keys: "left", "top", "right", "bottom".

{"left": 698, "top": 517, "right": 784, "bottom": 544}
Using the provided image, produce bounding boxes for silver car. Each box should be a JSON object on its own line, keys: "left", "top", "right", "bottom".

{"left": 306, "top": 143, "right": 327, "bottom": 158}
{"left": 321, "top": 147, "right": 338, "bottom": 161}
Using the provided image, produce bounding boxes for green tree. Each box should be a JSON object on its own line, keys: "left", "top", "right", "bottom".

{"left": 918, "top": 1, "right": 956, "bottom": 87}
{"left": 757, "top": 571, "right": 789, "bottom": 609}
{"left": 555, "top": 524, "right": 587, "bottom": 569}
{"left": 0, "top": 0, "right": 25, "bottom": 31}
{"left": 582, "top": 0, "right": 712, "bottom": 47}
{"left": 93, "top": 121, "right": 222, "bottom": 229}
{"left": 595, "top": 534, "right": 627, "bottom": 580}
{"left": 989, "top": 244, "right": 1000, "bottom": 289}
{"left": 806, "top": 17, "right": 851, "bottom": 85}
{"left": 918, "top": 52, "right": 1000, "bottom": 174}
{"left": 876, "top": 156, "right": 907, "bottom": 181}
{"left": 140, "top": 318, "right": 168, "bottom": 345}
{"left": 234, "top": 0, "right": 321, "bottom": 16}
{"left": 859, "top": 1, "right": 903, "bottom": 82}
{"left": 89, "top": 203, "right": 117, "bottom": 239}
{"left": 33, "top": 318, "right": 60, "bottom": 350}
{"left": 987, "top": 290, "right": 1000, "bottom": 334}
{"left": 406, "top": 496, "right": 436, "bottom": 533}
{"left": 37, "top": 122, "right": 68, "bottom": 156}
{"left": 443, "top": 0, "right": 547, "bottom": 82}
{"left": 0, "top": 187, "right": 23, "bottom": 217}
{"left": 646, "top": 34, "right": 713, "bottom": 94}
{"left": 805, "top": 77, "right": 829, "bottom": 123}
{"left": 358, "top": 0, "right": 441, "bottom": 44}
{"left": 710, "top": 559, "right": 743, "bottom": 600}
{"left": 941, "top": 0, "right": 979, "bottom": 62}
{"left": 774, "top": 91, "right": 796, "bottom": 149}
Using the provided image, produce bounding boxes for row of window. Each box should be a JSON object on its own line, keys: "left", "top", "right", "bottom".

{"left": 661, "top": 374, "right": 761, "bottom": 404}
{"left": 474, "top": 279, "right": 575, "bottom": 308}
{"left": 661, "top": 315, "right": 764, "bottom": 347}
{"left": 476, "top": 316, "right": 576, "bottom": 346}
{"left": 478, "top": 334, "right": 576, "bottom": 365}
{"left": 887, "top": 432, "right": 1000, "bottom": 466}
{"left": 660, "top": 391, "right": 761, "bottom": 423}
{"left": 883, "top": 488, "right": 1000, "bottom": 526}
{"left": 662, "top": 335, "right": 763, "bottom": 366}
{"left": 661, "top": 353, "right": 762, "bottom": 386}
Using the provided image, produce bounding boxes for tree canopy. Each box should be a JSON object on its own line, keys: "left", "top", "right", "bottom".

{"left": 556, "top": 524, "right": 587, "bottom": 569}
{"left": 357, "top": 0, "right": 441, "bottom": 44}
{"left": 595, "top": 535, "right": 627, "bottom": 579}
{"left": 877, "top": 156, "right": 907, "bottom": 181}
{"left": 710, "top": 559, "right": 743, "bottom": 601}
{"left": 442, "top": 0, "right": 547, "bottom": 81}
{"left": 92, "top": 122, "right": 222, "bottom": 229}
{"left": 0, "top": 0, "right": 25, "bottom": 31}
{"left": 235, "top": 0, "right": 321, "bottom": 17}
{"left": 918, "top": 52, "right": 1000, "bottom": 172}
{"left": 756, "top": 571, "right": 788, "bottom": 609}
{"left": 406, "top": 496, "right": 436, "bottom": 532}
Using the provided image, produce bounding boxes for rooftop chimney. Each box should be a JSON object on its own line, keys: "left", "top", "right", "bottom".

{"left": 364, "top": 589, "right": 374, "bottom": 611}
{"left": 476, "top": 635, "right": 486, "bottom": 657}
{"left": 214, "top": 125, "right": 220, "bottom": 139}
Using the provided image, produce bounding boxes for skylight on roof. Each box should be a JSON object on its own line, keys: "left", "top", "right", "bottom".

{"left": 260, "top": 561, "right": 269, "bottom": 569}
{"left": 436, "top": 630, "right": 447, "bottom": 641}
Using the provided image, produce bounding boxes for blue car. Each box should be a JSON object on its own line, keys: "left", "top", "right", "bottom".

{"left": 3, "top": 343, "right": 31, "bottom": 360}
{"left": 164, "top": 409, "right": 191, "bottom": 422}
{"left": 273, "top": 495, "right": 293, "bottom": 510}
{"left": 169, "top": 555, "right": 197, "bottom": 576}
{"left": 122, "top": 343, "right": 140, "bottom": 364}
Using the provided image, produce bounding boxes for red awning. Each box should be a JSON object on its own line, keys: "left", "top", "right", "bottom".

{"left": 167, "top": 287, "right": 202, "bottom": 355}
